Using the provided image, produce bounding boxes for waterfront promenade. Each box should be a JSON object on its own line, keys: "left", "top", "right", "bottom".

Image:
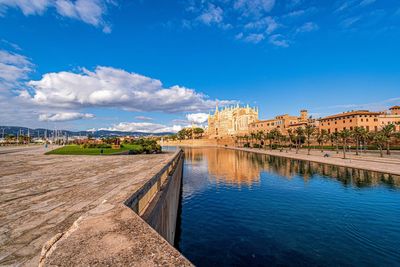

{"left": 0, "top": 147, "right": 191, "bottom": 266}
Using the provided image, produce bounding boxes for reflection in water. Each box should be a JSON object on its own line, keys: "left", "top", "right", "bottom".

{"left": 177, "top": 147, "right": 400, "bottom": 267}
{"left": 184, "top": 147, "right": 400, "bottom": 188}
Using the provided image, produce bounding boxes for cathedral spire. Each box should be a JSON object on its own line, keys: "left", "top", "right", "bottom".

{"left": 215, "top": 101, "right": 219, "bottom": 113}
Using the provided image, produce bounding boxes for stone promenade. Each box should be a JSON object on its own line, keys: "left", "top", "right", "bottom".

{"left": 0, "top": 147, "right": 191, "bottom": 266}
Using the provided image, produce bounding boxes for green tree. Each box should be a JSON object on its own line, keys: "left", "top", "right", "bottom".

{"left": 193, "top": 127, "right": 204, "bottom": 139}
{"left": 177, "top": 129, "right": 187, "bottom": 140}
{"left": 330, "top": 132, "right": 340, "bottom": 154}
{"left": 339, "top": 129, "right": 352, "bottom": 159}
{"left": 352, "top": 126, "right": 366, "bottom": 156}
{"left": 295, "top": 127, "right": 305, "bottom": 154}
{"left": 287, "top": 129, "right": 295, "bottom": 151}
{"left": 304, "top": 125, "right": 316, "bottom": 155}
{"left": 316, "top": 129, "right": 328, "bottom": 152}
{"left": 372, "top": 132, "right": 388, "bottom": 157}
{"left": 381, "top": 124, "right": 395, "bottom": 155}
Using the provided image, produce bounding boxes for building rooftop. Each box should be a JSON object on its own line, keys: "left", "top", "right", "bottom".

{"left": 389, "top": 106, "right": 400, "bottom": 110}
{"left": 320, "top": 110, "right": 382, "bottom": 121}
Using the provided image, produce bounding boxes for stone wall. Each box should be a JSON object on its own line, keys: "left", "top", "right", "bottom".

{"left": 141, "top": 153, "right": 183, "bottom": 244}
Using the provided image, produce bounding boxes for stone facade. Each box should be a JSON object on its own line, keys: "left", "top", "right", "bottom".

{"left": 207, "top": 104, "right": 259, "bottom": 138}
{"left": 319, "top": 107, "right": 400, "bottom": 134}
{"left": 249, "top": 110, "right": 314, "bottom": 134}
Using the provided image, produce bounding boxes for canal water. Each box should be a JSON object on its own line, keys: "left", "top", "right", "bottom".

{"left": 175, "top": 147, "right": 400, "bottom": 267}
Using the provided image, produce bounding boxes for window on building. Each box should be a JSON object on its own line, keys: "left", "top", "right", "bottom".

{"left": 343, "top": 127, "right": 346, "bottom": 130}
{"left": 361, "top": 119, "right": 363, "bottom": 122}
{"left": 366, "top": 126, "right": 369, "bottom": 131}
{"left": 350, "top": 119, "right": 352, "bottom": 122}
{"left": 328, "top": 129, "right": 331, "bottom": 134}
{"left": 374, "top": 126, "right": 378, "bottom": 132}
{"left": 335, "top": 128, "right": 338, "bottom": 132}
{"left": 343, "top": 120, "right": 346, "bottom": 123}
{"left": 366, "top": 119, "right": 368, "bottom": 122}
{"left": 350, "top": 127, "right": 353, "bottom": 130}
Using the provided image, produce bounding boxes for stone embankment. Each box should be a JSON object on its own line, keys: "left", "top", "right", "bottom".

{"left": 0, "top": 146, "right": 192, "bottom": 266}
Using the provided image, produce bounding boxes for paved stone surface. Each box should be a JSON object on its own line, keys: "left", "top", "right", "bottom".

{"left": 0, "top": 147, "right": 188, "bottom": 266}
{"left": 228, "top": 147, "right": 400, "bottom": 176}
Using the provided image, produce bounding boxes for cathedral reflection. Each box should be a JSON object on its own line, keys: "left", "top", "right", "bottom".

{"left": 183, "top": 147, "right": 400, "bottom": 188}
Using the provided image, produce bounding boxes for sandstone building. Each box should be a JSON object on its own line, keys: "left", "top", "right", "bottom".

{"left": 249, "top": 110, "right": 316, "bottom": 134}
{"left": 319, "top": 106, "right": 400, "bottom": 133}
{"left": 207, "top": 104, "right": 259, "bottom": 138}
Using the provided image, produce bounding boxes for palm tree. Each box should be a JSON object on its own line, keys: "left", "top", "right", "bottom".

{"left": 372, "top": 131, "right": 388, "bottom": 157}
{"left": 295, "top": 127, "right": 305, "bottom": 154}
{"left": 287, "top": 129, "right": 295, "bottom": 151}
{"left": 304, "top": 125, "right": 316, "bottom": 155}
{"left": 381, "top": 124, "right": 395, "bottom": 155}
{"left": 339, "top": 129, "right": 352, "bottom": 159}
{"left": 352, "top": 126, "right": 366, "bottom": 156}
{"left": 316, "top": 129, "right": 328, "bottom": 152}
{"left": 330, "top": 132, "right": 339, "bottom": 154}
{"left": 256, "top": 130, "right": 264, "bottom": 147}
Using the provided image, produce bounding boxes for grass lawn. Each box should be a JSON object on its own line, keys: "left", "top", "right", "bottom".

{"left": 46, "top": 144, "right": 143, "bottom": 155}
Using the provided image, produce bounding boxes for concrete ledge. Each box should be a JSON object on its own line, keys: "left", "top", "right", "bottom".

{"left": 40, "top": 203, "right": 191, "bottom": 266}
{"left": 40, "top": 150, "right": 193, "bottom": 266}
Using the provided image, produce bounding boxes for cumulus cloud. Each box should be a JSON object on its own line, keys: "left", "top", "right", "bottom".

{"left": 186, "top": 113, "right": 209, "bottom": 124}
{"left": 0, "top": 0, "right": 114, "bottom": 32}
{"left": 22, "top": 66, "right": 235, "bottom": 113}
{"left": 197, "top": 3, "right": 223, "bottom": 25}
{"left": 0, "top": 49, "right": 34, "bottom": 91}
{"left": 39, "top": 112, "right": 95, "bottom": 122}
{"left": 99, "top": 122, "right": 182, "bottom": 133}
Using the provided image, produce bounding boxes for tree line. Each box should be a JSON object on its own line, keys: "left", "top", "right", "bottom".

{"left": 236, "top": 123, "right": 400, "bottom": 158}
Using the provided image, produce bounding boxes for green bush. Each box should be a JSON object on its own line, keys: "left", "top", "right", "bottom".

{"left": 253, "top": 144, "right": 262, "bottom": 148}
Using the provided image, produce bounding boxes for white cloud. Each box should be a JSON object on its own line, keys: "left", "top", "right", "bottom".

{"left": 244, "top": 16, "right": 278, "bottom": 34}
{"left": 197, "top": 3, "right": 223, "bottom": 25}
{"left": 0, "top": 49, "right": 34, "bottom": 91}
{"left": 99, "top": 122, "right": 182, "bottom": 133}
{"left": 296, "top": 22, "right": 319, "bottom": 33}
{"left": 244, "top": 33, "right": 265, "bottom": 43}
{"left": 22, "top": 66, "right": 235, "bottom": 113}
{"left": 234, "top": 0, "right": 276, "bottom": 16}
{"left": 186, "top": 113, "right": 208, "bottom": 124}
{"left": 39, "top": 112, "right": 95, "bottom": 122}
{"left": 0, "top": 0, "right": 113, "bottom": 32}
{"left": 269, "top": 34, "right": 289, "bottom": 47}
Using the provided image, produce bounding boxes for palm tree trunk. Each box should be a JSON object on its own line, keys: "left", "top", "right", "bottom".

{"left": 386, "top": 140, "right": 391, "bottom": 155}
{"left": 343, "top": 140, "right": 346, "bottom": 159}
{"left": 356, "top": 137, "right": 359, "bottom": 156}
{"left": 380, "top": 146, "right": 383, "bottom": 157}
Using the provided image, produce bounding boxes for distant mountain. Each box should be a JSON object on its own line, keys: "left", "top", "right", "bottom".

{"left": 0, "top": 126, "right": 174, "bottom": 138}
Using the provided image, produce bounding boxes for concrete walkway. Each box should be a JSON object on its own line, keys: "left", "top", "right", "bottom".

{"left": 0, "top": 147, "right": 190, "bottom": 266}
{"left": 227, "top": 147, "right": 400, "bottom": 176}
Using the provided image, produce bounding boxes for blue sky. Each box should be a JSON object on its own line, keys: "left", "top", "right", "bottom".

{"left": 1, "top": 0, "right": 400, "bottom": 132}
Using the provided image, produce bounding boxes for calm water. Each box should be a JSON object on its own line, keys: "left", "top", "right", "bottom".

{"left": 175, "top": 147, "right": 400, "bottom": 267}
